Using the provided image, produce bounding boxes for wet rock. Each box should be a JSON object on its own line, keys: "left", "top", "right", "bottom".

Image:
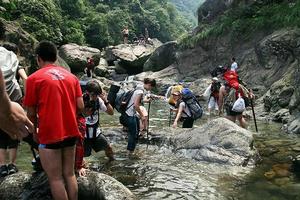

{"left": 143, "top": 41, "right": 178, "bottom": 72}
{"left": 59, "top": 43, "right": 101, "bottom": 72}
{"left": 0, "top": 171, "right": 136, "bottom": 200}
{"left": 168, "top": 118, "right": 256, "bottom": 166}
{"left": 94, "top": 65, "right": 109, "bottom": 78}
{"left": 273, "top": 109, "right": 290, "bottom": 124}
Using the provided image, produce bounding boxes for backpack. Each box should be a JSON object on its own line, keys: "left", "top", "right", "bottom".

{"left": 115, "top": 89, "right": 136, "bottom": 113}
{"left": 224, "top": 84, "right": 250, "bottom": 110}
{"left": 210, "top": 66, "right": 227, "bottom": 78}
{"left": 211, "top": 81, "right": 221, "bottom": 94}
{"left": 181, "top": 88, "right": 203, "bottom": 120}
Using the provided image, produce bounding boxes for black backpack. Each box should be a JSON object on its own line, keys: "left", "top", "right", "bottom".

{"left": 211, "top": 81, "right": 221, "bottom": 93}
{"left": 181, "top": 88, "right": 203, "bottom": 120}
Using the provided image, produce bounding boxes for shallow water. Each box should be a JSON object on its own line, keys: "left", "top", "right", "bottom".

{"left": 16, "top": 100, "right": 300, "bottom": 199}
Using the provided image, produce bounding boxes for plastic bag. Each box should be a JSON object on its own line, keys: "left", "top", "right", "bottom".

{"left": 232, "top": 96, "right": 246, "bottom": 113}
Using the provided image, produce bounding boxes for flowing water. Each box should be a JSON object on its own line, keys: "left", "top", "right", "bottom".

{"left": 16, "top": 100, "right": 300, "bottom": 199}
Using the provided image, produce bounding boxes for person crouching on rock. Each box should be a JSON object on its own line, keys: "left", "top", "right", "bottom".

{"left": 83, "top": 81, "right": 115, "bottom": 161}
{"left": 172, "top": 91, "right": 195, "bottom": 128}
{"left": 24, "top": 41, "right": 84, "bottom": 200}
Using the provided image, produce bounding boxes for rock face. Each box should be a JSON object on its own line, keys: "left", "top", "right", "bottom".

{"left": 0, "top": 171, "right": 136, "bottom": 200}
{"left": 169, "top": 118, "right": 256, "bottom": 166}
{"left": 143, "top": 41, "right": 178, "bottom": 72}
{"left": 105, "top": 43, "right": 160, "bottom": 75}
{"left": 59, "top": 43, "right": 101, "bottom": 72}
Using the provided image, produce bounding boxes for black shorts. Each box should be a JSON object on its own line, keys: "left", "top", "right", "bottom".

{"left": 84, "top": 134, "right": 109, "bottom": 157}
{"left": 39, "top": 137, "right": 77, "bottom": 150}
{"left": 0, "top": 129, "right": 19, "bottom": 149}
{"left": 226, "top": 106, "right": 243, "bottom": 116}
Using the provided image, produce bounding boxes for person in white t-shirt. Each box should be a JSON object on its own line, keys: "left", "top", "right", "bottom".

{"left": 125, "top": 78, "right": 156, "bottom": 154}
{"left": 231, "top": 57, "right": 238, "bottom": 72}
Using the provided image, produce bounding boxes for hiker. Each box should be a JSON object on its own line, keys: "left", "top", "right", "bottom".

{"left": 172, "top": 90, "right": 194, "bottom": 128}
{"left": 122, "top": 26, "right": 129, "bottom": 44}
{"left": 124, "top": 78, "right": 156, "bottom": 154}
{"left": 203, "top": 77, "right": 221, "bottom": 115}
{"left": 218, "top": 81, "right": 253, "bottom": 128}
{"left": 139, "top": 34, "right": 145, "bottom": 45}
{"left": 24, "top": 41, "right": 84, "bottom": 200}
{"left": 230, "top": 57, "right": 238, "bottom": 72}
{"left": 85, "top": 57, "right": 95, "bottom": 78}
{"left": 83, "top": 80, "right": 115, "bottom": 161}
{"left": 165, "top": 84, "right": 184, "bottom": 107}
{"left": 0, "top": 46, "right": 29, "bottom": 177}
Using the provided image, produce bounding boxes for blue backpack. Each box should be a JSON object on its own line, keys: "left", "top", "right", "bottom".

{"left": 181, "top": 88, "right": 203, "bottom": 120}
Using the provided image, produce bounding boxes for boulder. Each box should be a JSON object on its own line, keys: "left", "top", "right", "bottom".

{"left": 59, "top": 43, "right": 101, "bottom": 72}
{"left": 143, "top": 41, "right": 178, "bottom": 72}
{"left": 0, "top": 171, "right": 136, "bottom": 200}
{"left": 273, "top": 109, "right": 290, "bottom": 124}
{"left": 168, "top": 118, "right": 256, "bottom": 166}
{"left": 94, "top": 65, "right": 109, "bottom": 78}
{"left": 55, "top": 56, "right": 71, "bottom": 72}
{"left": 105, "top": 44, "right": 160, "bottom": 75}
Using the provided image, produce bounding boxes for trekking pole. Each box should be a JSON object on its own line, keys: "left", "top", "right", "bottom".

{"left": 147, "top": 101, "right": 151, "bottom": 140}
{"left": 250, "top": 98, "right": 258, "bottom": 132}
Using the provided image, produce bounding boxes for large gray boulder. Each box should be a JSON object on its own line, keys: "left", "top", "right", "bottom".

{"left": 143, "top": 41, "right": 178, "bottom": 72}
{"left": 0, "top": 171, "right": 136, "bottom": 200}
{"left": 168, "top": 118, "right": 256, "bottom": 166}
{"left": 59, "top": 43, "right": 101, "bottom": 72}
{"left": 105, "top": 44, "right": 160, "bottom": 74}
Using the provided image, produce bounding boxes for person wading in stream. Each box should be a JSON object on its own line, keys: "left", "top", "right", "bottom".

{"left": 24, "top": 41, "right": 84, "bottom": 200}
{"left": 124, "top": 78, "right": 156, "bottom": 156}
{"left": 83, "top": 81, "right": 115, "bottom": 161}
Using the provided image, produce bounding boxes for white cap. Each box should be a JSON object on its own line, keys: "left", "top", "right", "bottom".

{"left": 212, "top": 77, "right": 218, "bottom": 81}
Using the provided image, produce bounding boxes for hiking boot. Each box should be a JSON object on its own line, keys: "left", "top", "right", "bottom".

{"left": 7, "top": 163, "right": 18, "bottom": 175}
{"left": 0, "top": 165, "right": 8, "bottom": 177}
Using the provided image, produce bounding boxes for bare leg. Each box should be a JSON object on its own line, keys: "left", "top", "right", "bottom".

{"left": 62, "top": 146, "right": 78, "bottom": 200}
{"left": 237, "top": 115, "right": 247, "bottom": 128}
{"left": 39, "top": 148, "right": 68, "bottom": 200}
{"left": 8, "top": 148, "right": 17, "bottom": 164}
{"left": 105, "top": 145, "right": 115, "bottom": 161}
{"left": 0, "top": 149, "right": 6, "bottom": 166}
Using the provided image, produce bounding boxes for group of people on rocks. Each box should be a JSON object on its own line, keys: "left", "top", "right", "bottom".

{"left": 122, "top": 26, "right": 152, "bottom": 45}
{"left": 0, "top": 39, "right": 254, "bottom": 200}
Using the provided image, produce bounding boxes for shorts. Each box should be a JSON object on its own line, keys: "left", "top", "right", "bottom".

{"left": 84, "top": 134, "right": 109, "bottom": 157}
{"left": 39, "top": 137, "right": 77, "bottom": 150}
{"left": 226, "top": 105, "right": 243, "bottom": 116}
{"left": 0, "top": 129, "right": 19, "bottom": 149}
{"left": 208, "top": 97, "right": 219, "bottom": 110}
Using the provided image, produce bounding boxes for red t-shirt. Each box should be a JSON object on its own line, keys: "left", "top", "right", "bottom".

{"left": 24, "top": 64, "right": 82, "bottom": 144}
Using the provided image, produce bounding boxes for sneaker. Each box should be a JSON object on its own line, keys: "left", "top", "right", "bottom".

{"left": 0, "top": 165, "right": 8, "bottom": 177}
{"left": 7, "top": 163, "right": 18, "bottom": 175}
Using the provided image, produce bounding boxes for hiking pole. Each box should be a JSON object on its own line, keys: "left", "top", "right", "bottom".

{"left": 169, "top": 108, "right": 172, "bottom": 127}
{"left": 147, "top": 101, "right": 151, "bottom": 140}
{"left": 250, "top": 98, "right": 258, "bottom": 132}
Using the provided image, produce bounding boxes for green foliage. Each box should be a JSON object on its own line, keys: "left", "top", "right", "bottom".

{"left": 180, "top": 1, "right": 300, "bottom": 49}
{"left": 1, "top": 0, "right": 191, "bottom": 48}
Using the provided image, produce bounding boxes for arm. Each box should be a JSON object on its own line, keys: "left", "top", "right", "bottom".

{"left": 0, "top": 70, "right": 34, "bottom": 139}
{"left": 18, "top": 68, "right": 28, "bottom": 94}
{"left": 99, "top": 92, "right": 114, "bottom": 115}
{"left": 26, "top": 106, "right": 38, "bottom": 142}
{"left": 77, "top": 97, "right": 84, "bottom": 114}
{"left": 173, "top": 103, "right": 184, "bottom": 128}
{"left": 218, "top": 86, "right": 225, "bottom": 115}
{"left": 134, "top": 94, "right": 145, "bottom": 120}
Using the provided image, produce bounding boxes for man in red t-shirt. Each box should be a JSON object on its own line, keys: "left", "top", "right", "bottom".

{"left": 23, "top": 41, "right": 84, "bottom": 200}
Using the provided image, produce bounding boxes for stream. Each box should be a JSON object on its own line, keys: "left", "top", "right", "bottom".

{"left": 16, "top": 101, "right": 300, "bottom": 200}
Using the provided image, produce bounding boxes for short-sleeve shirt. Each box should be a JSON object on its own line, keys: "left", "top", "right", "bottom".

{"left": 231, "top": 62, "right": 238, "bottom": 72}
{"left": 85, "top": 97, "right": 107, "bottom": 138}
{"left": 179, "top": 102, "right": 192, "bottom": 118}
{"left": 126, "top": 85, "right": 145, "bottom": 117}
{"left": 23, "top": 64, "right": 82, "bottom": 144}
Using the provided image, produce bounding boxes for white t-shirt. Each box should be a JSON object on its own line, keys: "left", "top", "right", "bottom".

{"left": 126, "top": 85, "right": 145, "bottom": 117}
{"left": 231, "top": 62, "right": 238, "bottom": 72}
{"left": 85, "top": 97, "right": 107, "bottom": 138}
{"left": 179, "top": 102, "right": 191, "bottom": 118}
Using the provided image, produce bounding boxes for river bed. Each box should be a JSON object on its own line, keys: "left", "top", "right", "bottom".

{"left": 16, "top": 101, "right": 300, "bottom": 200}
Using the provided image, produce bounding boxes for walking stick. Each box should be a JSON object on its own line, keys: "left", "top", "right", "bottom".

{"left": 169, "top": 108, "right": 172, "bottom": 127}
{"left": 147, "top": 101, "right": 151, "bottom": 140}
{"left": 250, "top": 98, "right": 258, "bottom": 132}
